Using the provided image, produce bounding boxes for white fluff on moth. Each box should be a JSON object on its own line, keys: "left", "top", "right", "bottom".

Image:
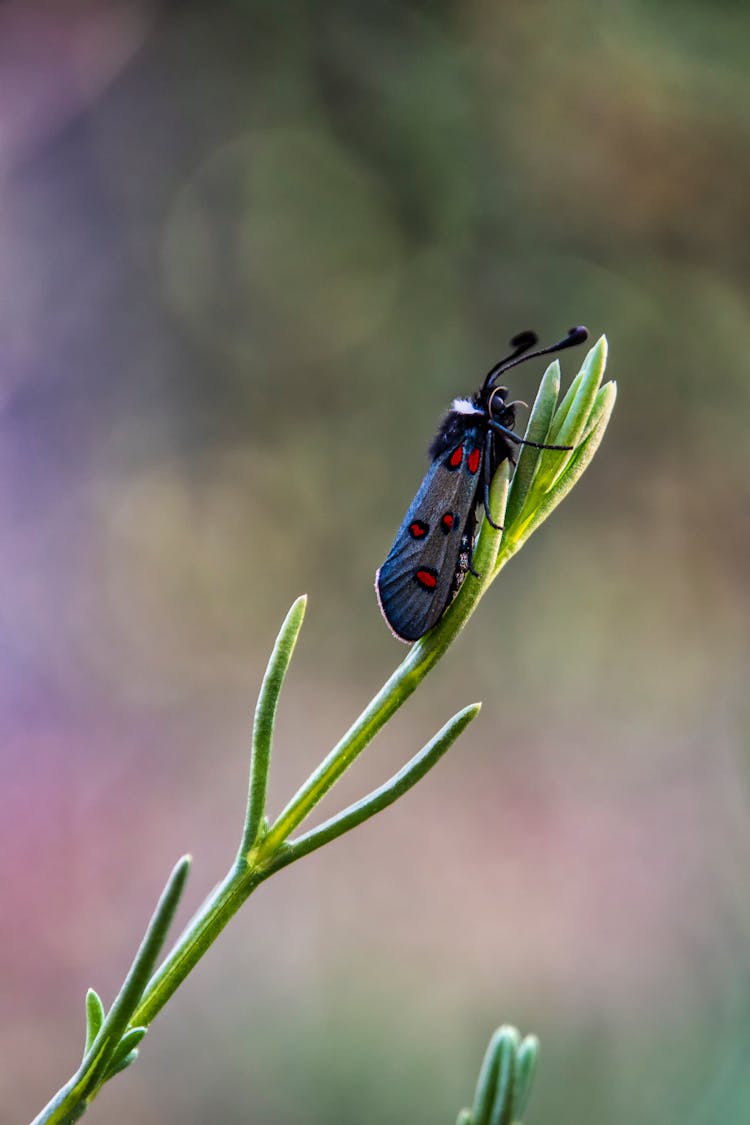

{"left": 450, "top": 397, "right": 483, "bottom": 415}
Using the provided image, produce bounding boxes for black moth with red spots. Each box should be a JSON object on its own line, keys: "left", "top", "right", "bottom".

{"left": 375, "top": 326, "right": 588, "bottom": 642}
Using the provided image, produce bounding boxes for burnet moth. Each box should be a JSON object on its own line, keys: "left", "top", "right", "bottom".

{"left": 375, "top": 326, "right": 589, "bottom": 642}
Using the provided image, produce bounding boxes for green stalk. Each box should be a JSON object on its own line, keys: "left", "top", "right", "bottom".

{"left": 130, "top": 866, "right": 259, "bottom": 1028}
{"left": 266, "top": 702, "right": 482, "bottom": 875}
{"left": 122, "top": 467, "right": 510, "bottom": 1031}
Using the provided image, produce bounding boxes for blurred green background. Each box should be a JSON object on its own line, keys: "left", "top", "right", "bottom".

{"left": 3, "top": 1, "right": 750, "bottom": 1122}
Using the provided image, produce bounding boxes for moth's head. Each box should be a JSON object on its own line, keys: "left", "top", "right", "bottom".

{"left": 487, "top": 385, "right": 518, "bottom": 429}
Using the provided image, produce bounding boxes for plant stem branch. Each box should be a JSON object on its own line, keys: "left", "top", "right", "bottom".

{"left": 266, "top": 702, "right": 481, "bottom": 875}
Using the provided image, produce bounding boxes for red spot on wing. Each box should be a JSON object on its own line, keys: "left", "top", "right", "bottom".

{"left": 409, "top": 520, "right": 428, "bottom": 539}
{"left": 415, "top": 568, "right": 438, "bottom": 590}
{"left": 467, "top": 447, "right": 481, "bottom": 474}
{"left": 448, "top": 445, "right": 463, "bottom": 469}
{"left": 440, "top": 512, "right": 455, "bottom": 532}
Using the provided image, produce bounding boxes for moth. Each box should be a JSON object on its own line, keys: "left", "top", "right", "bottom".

{"left": 375, "top": 326, "right": 588, "bottom": 642}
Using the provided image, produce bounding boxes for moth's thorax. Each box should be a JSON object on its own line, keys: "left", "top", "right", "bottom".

{"left": 429, "top": 394, "right": 485, "bottom": 460}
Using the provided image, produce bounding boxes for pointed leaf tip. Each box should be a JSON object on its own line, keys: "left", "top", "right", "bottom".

{"left": 512, "top": 1035, "right": 540, "bottom": 1119}
{"left": 505, "top": 360, "right": 562, "bottom": 529}
{"left": 170, "top": 855, "right": 192, "bottom": 895}
{"left": 104, "top": 1048, "right": 140, "bottom": 1079}
{"left": 84, "top": 988, "right": 106, "bottom": 1054}
{"left": 489, "top": 1027, "right": 519, "bottom": 1125}
{"left": 286, "top": 593, "right": 308, "bottom": 623}
{"left": 457, "top": 702, "right": 482, "bottom": 727}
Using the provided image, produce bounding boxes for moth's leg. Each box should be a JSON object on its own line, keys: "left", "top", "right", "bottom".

{"left": 466, "top": 545, "right": 481, "bottom": 580}
{"left": 463, "top": 510, "right": 481, "bottom": 579}
{"left": 482, "top": 430, "right": 504, "bottom": 531}
{"left": 488, "top": 419, "right": 572, "bottom": 451}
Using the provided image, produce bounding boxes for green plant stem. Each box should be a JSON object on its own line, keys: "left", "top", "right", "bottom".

{"left": 265, "top": 702, "right": 481, "bottom": 875}
{"left": 116, "top": 468, "right": 509, "bottom": 1039}
{"left": 130, "top": 865, "right": 262, "bottom": 1028}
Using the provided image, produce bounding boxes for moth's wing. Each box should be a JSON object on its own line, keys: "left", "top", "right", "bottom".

{"left": 375, "top": 446, "right": 481, "bottom": 642}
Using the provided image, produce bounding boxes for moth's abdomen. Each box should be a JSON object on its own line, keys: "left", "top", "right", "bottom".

{"left": 375, "top": 430, "right": 484, "bottom": 642}
{"left": 449, "top": 510, "right": 478, "bottom": 600}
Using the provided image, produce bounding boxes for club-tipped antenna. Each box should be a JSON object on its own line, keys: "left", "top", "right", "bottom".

{"left": 482, "top": 326, "right": 588, "bottom": 393}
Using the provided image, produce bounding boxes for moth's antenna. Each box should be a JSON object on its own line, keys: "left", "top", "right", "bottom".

{"left": 481, "top": 331, "right": 537, "bottom": 392}
{"left": 482, "top": 326, "right": 588, "bottom": 393}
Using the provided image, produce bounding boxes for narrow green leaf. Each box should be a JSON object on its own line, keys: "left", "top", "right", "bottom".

{"left": 546, "top": 361, "right": 586, "bottom": 435}
{"left": 543, "top": 335, "right": 607, "bottom": 475}
{"left": 103, "top": 1049, "right": 139, "bottom": 1079}
{"left": 504, "top": 360, "right": 560, "bottom": 530}
{"left": 578, "top": 377, "right": 617, "bottom": 445}
{"left": 519, "top": 380, "right": 617, "bottom": 545}
{"left": 242, "top": 595, "right": 307, "bottom": 855}
{"left": 82, "top": 855, "right": 191, "bottom": 1084}
{"left": 83, "top": 990, "right": 105, "bottom": 1055}
{"left": 114, "top": 1027, "right": 147, "bottom": 1057}
{"left": 488, "top": 1027, "right": 519, "bottom": 1125}
{"left": 511, "top": 1035, "right": 540, "bottom": 1121}
{"left": 548, "top": 334, "right": 607, "bottom": 440}
{"left": 477, "top": 460, "right": 511, "bottom": 576}
{"left": 470, "top": 1028, "right": 503, "bottom": 1125}
{"left": 522, "top": 334, "right": 605, "bottom": 502}
{"left": 266, "top": 703, "right": 481, "bottom": 874}
{"left": 494, "top": 376, "right": 616, "bottom": 579}
{"left": 103, "top": 1028, "right": 147, "bottom": 1079}
{"left": 34, "top": 861, "right": 191, "bottom": 1122}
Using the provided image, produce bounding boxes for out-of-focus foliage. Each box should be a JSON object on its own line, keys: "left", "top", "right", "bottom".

{"left": 2, "top": 2, "right": 749, "bottom": 1124}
